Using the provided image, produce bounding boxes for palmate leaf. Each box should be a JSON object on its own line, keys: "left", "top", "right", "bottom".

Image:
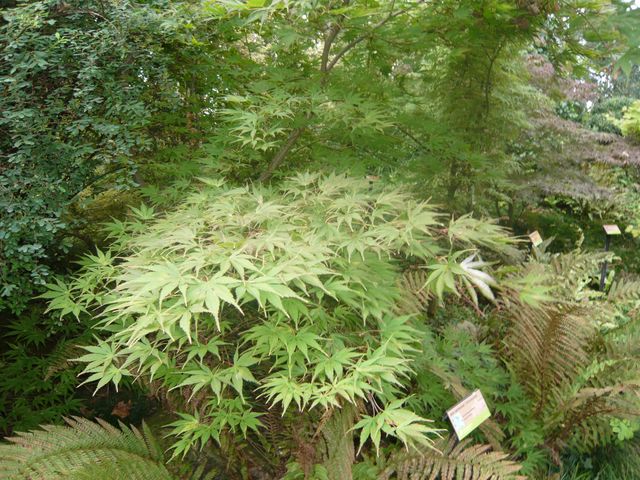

{"left": 312, "top": 347, "right": 361, "bottom": 382}
{"left": 47, "top": 173, "right": 523, "bottom": 457}
{"left": 446, "top": 214, "right": 522, "bottom": 259}
{"left": 424, "top": 252, "right": 497, "bottom": 305}
{"left": 379, "top": 437, "right": 525, "bottom": 480}
{"left": 173, "top": 364, "right": 223, "bottom": 402}
{"left": 459, "top": 253, "right": 497, "bottom": 303}
{"left": 166, "top": 399, "right": 264, "bottom": 460}
{"left": 259, "top": 375, "right": 315, "bottom": 413}
{"left": 0, "top": 417, "right": 173, "bottom": 480}
{"left": 353, "top": 399, "right": 442, "bottom": 456}
{"left": 74, "top": 341, "right": 131, "bottom": 393}
{"left": 40, "top": 278, "right": 86, "bottom": 319}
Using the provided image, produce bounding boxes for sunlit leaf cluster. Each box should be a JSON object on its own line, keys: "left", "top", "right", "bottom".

{"left": 46, "top": 173, "right": 515, "bottom": 458}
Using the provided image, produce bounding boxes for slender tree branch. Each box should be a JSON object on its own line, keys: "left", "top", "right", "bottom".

{"left": 258, "top": 127, "right": 304, "bottom": 182}
{"left": 483, "top": 39, "right": 505, "bottom": 115}
{"left": 261, "top": 7, "right": 344, "bottom": 182}
{"left": 325, "top": 0, "right": 425, "bottom": 73}
{"left": 397, "top": 125, "right": 430, "bottom": 151}
{"left": 321, "top": 23, "right": 342, "bottom": 74}
{"left": 261, "top": 0, "right": 426, "bottom": 181}
{"left": 69, "top": 9, "right": 110, "bottom": 22}
{"left": 67, "top": 165, "right": 129, "bottom": 201}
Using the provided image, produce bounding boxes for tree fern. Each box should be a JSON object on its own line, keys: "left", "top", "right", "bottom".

{"left": 318, "top": 405, "right": 357, "bottom": 480}
{"left": 378, "top": 437, "right": 524, "bottom": 480}
{"left": 0, "top": 417, "right": 173, "bottom": 480}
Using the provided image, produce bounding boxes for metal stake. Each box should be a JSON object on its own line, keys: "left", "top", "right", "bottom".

{"left": 599, "top": 234, "right": 612, "bottom": 291}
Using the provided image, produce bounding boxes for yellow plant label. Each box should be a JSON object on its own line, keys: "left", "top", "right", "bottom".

{"left": 603, "top": 224, "right": 621, "bottom": 235}
{"left": 446, "top": 389, "right": 491, "bottom": 440}
{"left": 528, "top": 231, "right": 543, "bottom": 247}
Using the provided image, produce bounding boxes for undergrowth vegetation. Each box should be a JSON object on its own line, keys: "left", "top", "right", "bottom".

{"left": 2, "top": 0, "right": 640, "bottom": 479}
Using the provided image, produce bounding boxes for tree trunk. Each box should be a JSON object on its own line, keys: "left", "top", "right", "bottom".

{"left": 320, "top": 405, "right": 356, "bottom": 480}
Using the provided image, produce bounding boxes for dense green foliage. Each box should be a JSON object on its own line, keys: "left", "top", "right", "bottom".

{"left": 0, "top": 0, "right": 219, "bottom": 313}
{"left": 620, "top": 99, "right": 640, "bottom": 142}
{"left": 3, "top": 0, "right": 640, "bottom": 479}
{"left": 0, "top": 306, "right": 91, "bottom": 434}
{"left": 0, "top": 417, "right": 172, "bottom": 479}
{"left": 44, "top": 175, "right": 519, "bottom": 474}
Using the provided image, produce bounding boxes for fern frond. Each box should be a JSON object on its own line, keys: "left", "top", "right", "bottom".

{"left": 607, "top": 276, "right": 640, "bottom": 302}
{"left": 395, "top": 269, "right": 432, "bottom": 316}
{"left": 260, "top": 407, "right": 292, "bottom": 453}
{"left": 44, "top": 340, "right": 85, "bottom": 381}
{"left": 0, "top": 417, "right": 173, "bottom": 480}
{"left": 379, "top": 437, "right": 525, "bottom": 480}
{"left": 548, "top": 251, "right": 611, "bottom": 298}
{"left": 505, "top": 303, "right": 595, "bottom": 413}
{"left": 549, "top": 381, "right": 640, "bottom": 452}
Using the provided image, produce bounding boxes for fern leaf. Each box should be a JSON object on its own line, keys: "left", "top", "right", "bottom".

{"left": 549, "top": 381, "right": 640, "bottom": 453}
{"left": 0, "top": 417, "right": 174, "bottom": 480}
{"left": 379, "top": 437, "right": 525, "bottom": 480}
{"left": 395, "top": 269, "right": 432, "bottom": 316}
{"left": 607, "top": 276, "right": 640, "bottom": 302}
{"left": 505, "top": 303, "right": 594, "bottom": 413}
{"left": 549, "top": 251, "right": 611, "bottom": 298}
{"left": 44, "top": 339, "right": 85, "bottom": 381}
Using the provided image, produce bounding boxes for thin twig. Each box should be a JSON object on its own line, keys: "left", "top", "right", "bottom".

{"left": 258, "top": 127, "right": 304, "bottom": 182}
{"left": 483, "top": 39, "right": 505, "bottom": 115}
{"left": 397, "top": 125, "right": 430, "bottom": 151}
{"left": 260, "top": 0, "right": 426, "bottom": 181}
{"left": 325, "top": 0, "right": 426, "bottom": 72}
{"left": 69, "top": 9, "right": 110, "bottom": 22}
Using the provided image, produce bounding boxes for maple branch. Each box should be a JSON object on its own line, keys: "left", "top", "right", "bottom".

{"left": 258, "top": 127, "right": 304, "bottom": 182}
{"left": 321, "top": 23, "right": 342, "bottom": 74}
{"left": 261, "top": 1, "right": 425, "bottom": 182}
{"left": 261, "top": 16, "right": 343, "bottom": 182}
{"left": 325, "top": 0, "right": 425, "bottom": 73}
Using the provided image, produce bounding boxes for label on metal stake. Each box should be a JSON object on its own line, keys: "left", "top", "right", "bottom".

{"left": 603, "top": 224, "right": 621, "bottom": 236}
{"left": 528, "top": 231, "right": 543, "bottom": 247}
{"left": 446, "top": 390, "right": 491, "bottom": 440}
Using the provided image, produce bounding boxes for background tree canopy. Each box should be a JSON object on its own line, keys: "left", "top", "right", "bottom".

{"left": 2, "top": 1, "right": 640, "bottom": 479}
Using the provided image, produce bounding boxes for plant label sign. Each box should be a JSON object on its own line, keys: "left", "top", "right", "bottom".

{"left": 603, "top": 224, "right": 621, "bottom": 236}
{"left": 528, "top": 230, "right": 543, "bottom": 247}
{"left": 446, "top": 389, "right": 491, "bottom": 440}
